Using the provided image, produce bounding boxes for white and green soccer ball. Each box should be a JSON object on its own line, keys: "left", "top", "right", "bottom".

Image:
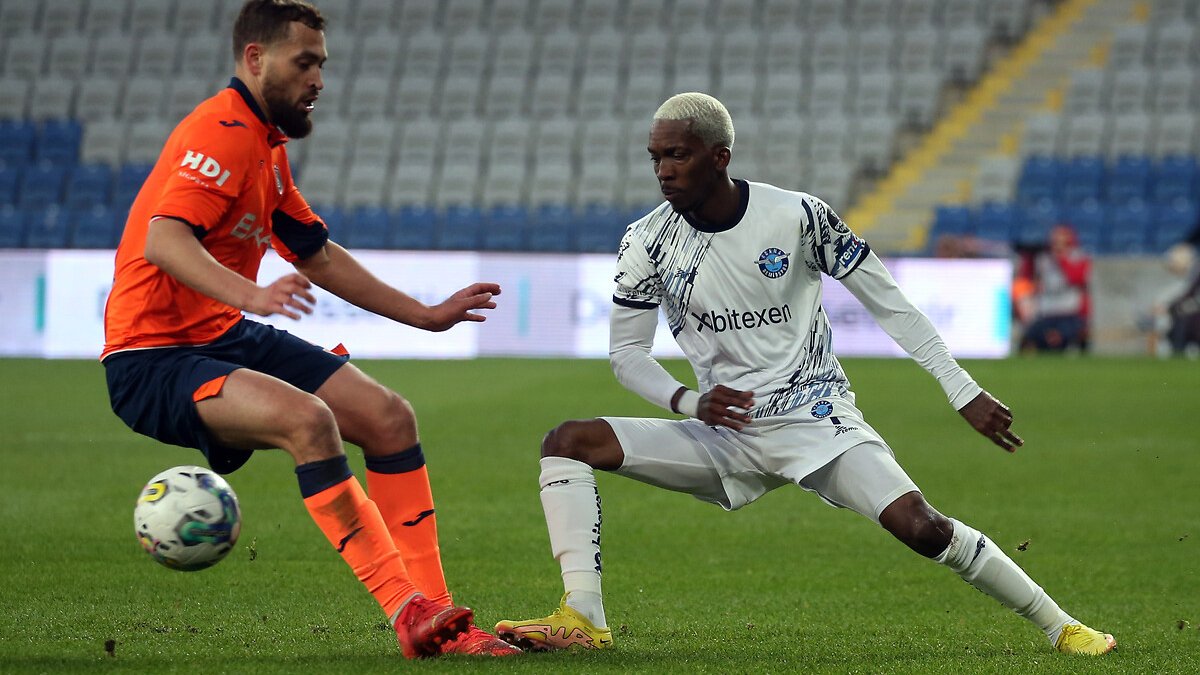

{"left": 134, "top": 465, "right": 241, "bottom": 571}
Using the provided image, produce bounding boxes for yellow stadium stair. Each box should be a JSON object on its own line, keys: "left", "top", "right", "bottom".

{"left": 846, "top": 0, "right": 1144, "bottom": 254}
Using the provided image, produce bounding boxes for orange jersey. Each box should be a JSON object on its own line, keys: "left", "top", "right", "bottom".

{"left": 102, "top": 79, "right": 328, "bottom": 359}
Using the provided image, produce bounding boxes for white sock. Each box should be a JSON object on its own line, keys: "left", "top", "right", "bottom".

{"left": 935, "top": 518, "right": 1074, "bottom": 643}
{"left": 539, "top": 456, "right": 608, "bottom": 628}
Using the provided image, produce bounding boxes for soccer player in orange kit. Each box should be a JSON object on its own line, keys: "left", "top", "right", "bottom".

{"left": 101, "top": 0, "right": 518, "bottom": 658}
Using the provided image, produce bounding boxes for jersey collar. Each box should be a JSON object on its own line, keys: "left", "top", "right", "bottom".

{"left": 679, "top": 179, "right": 750, "bottom": 233}
{"left": 227, "top": 77, "right": 289, "bottom": 148}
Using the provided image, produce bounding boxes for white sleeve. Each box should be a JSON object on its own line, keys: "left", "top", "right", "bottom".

{"left": 608, "top": 303, "right": 700, "bottom": 417}
{"left": 838, "top": 252, "right": 983, "bottom": 410}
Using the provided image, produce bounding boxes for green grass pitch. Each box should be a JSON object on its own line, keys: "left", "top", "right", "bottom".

{"left": 1, "top": 356, "right": 1196, "bottom": 673}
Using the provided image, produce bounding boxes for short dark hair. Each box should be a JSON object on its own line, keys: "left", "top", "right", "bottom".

{"left": 232, "top": 0, "right": 325, "bottom": 60}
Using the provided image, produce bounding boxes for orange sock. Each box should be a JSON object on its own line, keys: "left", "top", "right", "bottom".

{"left": 300, "top": 461, "right": 418, "bottom": 619}
{"left": 365, "top": 445, "right": 452, "bottom": 606}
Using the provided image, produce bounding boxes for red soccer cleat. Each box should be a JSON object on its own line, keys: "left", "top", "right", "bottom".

{"left": 393, "top": 595, "right": 474, "bottom": 659}
{"left": 440, "top": 624, "right": 523, "bottom": 656}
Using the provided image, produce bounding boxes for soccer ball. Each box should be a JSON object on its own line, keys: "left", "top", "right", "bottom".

{"left": 134, "top": 465, "right": 241, "bottom": 571}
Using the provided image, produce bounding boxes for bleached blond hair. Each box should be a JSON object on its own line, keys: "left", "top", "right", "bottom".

{"left": 653, "top": 92, "right": 735, "bottom": 149}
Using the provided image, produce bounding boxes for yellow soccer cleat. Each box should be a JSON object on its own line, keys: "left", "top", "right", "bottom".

{"left": 495, "top": 595, "right": 614, "bottom": 652}
{"left": 1054, "top": 623, "right": 1117, "bottom": 655}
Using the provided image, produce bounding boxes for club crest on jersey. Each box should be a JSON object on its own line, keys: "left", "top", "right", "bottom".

{"left": 811, "top": 400, "right": 834, "bottom": 418}
{"left": 273, "top": 165, "right": 283, "bottom": 194}
{"left": 755, "top": 248, "right": 790, "bottom": 279}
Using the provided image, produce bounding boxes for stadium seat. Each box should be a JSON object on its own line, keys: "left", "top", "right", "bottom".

{"left": 0, "top": 204, "right": 25, "bottom": 248}
{"left": 75, "top": 77, "right": 124, "bottom": 122}
{"left": 18, "top": 165, "right": 68, "bottom": 210}
{"left": 1061, "top": 156, "right": 1105, "bottom": 205}
{"left": 1014, "top": 199, "right": 1061, "bottom": 247}
{"left": 896, "top": 68, "right": 942, "bottom": 130}
{"left": 391, "top": 205, "right": 437, "bottom": 250}
{"left": 1107, "top": 23, "right": 1148, "bottom": 71}
{"left": 1105, "top": 156, "right": 1152, "bottom": 204}
{"left": 1104, "top": 198, "right": 1151, "bottom": 255}
{"left": 1150, "top": 199, "right": 1199, "bottom": 252}
{"left": 82, "top": 0, "right": 129, "bottom": 35}
{"left": 71, "top": 205, "right": 120, "bottom": 248}
{"left": 575, "top": 204, "right": 627, "bottom": 253}
{"left": 1152, "top": 156, "right": 1199, "bottom": 203}
{"left": 112, "top": 164, "right": 154, "bottom": 211}
{"left": 1062, "top": 199, "right": 1105, "bottom": 253}
{"left": 975, "top": 202, "right": 1017, "bottom": 243}
{"left": 64, "top": 164, "right": 113, "bottom": 210}
{"left": 24, "top": 206, "right": 72, "bottom": 249}
{"left": 36, "top": 120, "right": 83, "bottom": 166}
{"left": 1149, "top": 23, "right": 1196, "bottom": 68}
{"left": 1062, "top": 112, "right": 1107, "bottom": 157}
{"left": 79, "top": 119, "right": 127, "bottom": 167}
{"left": 481, "top": 204, "right": 528, "bottom": 251}
{"left": 128, "top": 0, "right": 174, "bottom": 34}
{"left": 1016, "top": 155, "right": 1064, "bottom": 204}
{"left": 0, "top": 166, "right": 18, "bottom": 207}
{"left": 0, "top": 121, "right": 37, "bottom": 167}
{"left": 2, "top": 34, "right": 46, "bottom": 79}
{"left": 931, "top": 204, "right": 974, "bottom": 239}
{"left": 971, "top": 155, "right": 1020, "bottom": 203}
{"left": 91, "top": 32, "right": 136, "bottom": 77}
{"left": 942, "top": 24, "right": 987, "bottom": 83}
{"left": 29, "top": 77, "right": 77, "bottom": 122}
{"left": 346, "top": 206, "right": 391, "bottom": 249}
{"left": 438, "top": 205, "right": 483, "bottom": 250}
{"left": 46, "top": 34, "right": 90, "bottom": 78}
{"left": 527, "top": 204, "right": 574, "bottom": 252}
{"left": 1107, "top": 112, "right": 1153, "bottom": 160}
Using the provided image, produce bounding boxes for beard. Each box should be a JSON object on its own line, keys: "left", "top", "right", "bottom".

{"left": 262, "top": 76, "right": 313, "bottom": 139}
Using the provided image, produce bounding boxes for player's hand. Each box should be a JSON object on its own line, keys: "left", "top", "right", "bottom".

{"left": 697, "top": 385, "right": 755, "bottom": 431}
{"left": 245, "top": 273, "right": 315, "bottom": 320}
{"left": 423, "top": 282, "right": 501, "bottom": 331}
{"left": 958, "top": 391, "right": 1023, "bottom": 452}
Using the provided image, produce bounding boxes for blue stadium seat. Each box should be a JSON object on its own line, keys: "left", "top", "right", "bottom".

{"left": 347, "top": 206, "right": 391, "bottom": 249}
{"left": 438, "top": 205, "right": 482, "bottom": 250}
{"left": 482, "top": 205, "right": 529, "bottom": 251}
{"left": 1150, "top": 199, "right": 1199, "bottom": 253}
{"left": 391, "top": 205, "right": 437, "bottom": 250}
{"left": 24, "top": 206, "right": 71, "bottom": 249}
{"left": 1016, "top": 155, "right": 1064, "bottom": 204}
{"left": 71, "top": 206, "right": 120, "bottom": 248}
{"left": 18, "top": 164, "right": 68, "bottom": 209}
{"left": 113, "top": 164, "right": 154, "bottom": 211}
{"left": 931, "top": 204, "right": 973, "bottom": 237}
{"left": 1105, "top": 156, "right": 1151, "bottom": 204}
{"left": 1014, "top": 199, "right": 1061, "bottom": 247}
{"left": 1061, "top": 156, "right": 1105, "bottom": 205}
{"left": 576, "top": 204, "right": 628, "bottom": 253}
{"left": 527, "top": 204, "right": 573, "bottom": 252}
{"left": 974, "top": 203, "right": 1015, "bottom": 243}
{"left": 1152, "top": 156, "right": 1198, "bottom": 203}
{"left": 1104, "top": 198, "right": 1151, "bottom": 255}
{"left": 0, "top": 166, "right": 19, "bottom": 207}
{"left": 0, "top": 205, "right": 25, "bottom": 248}
{"left": 313, "top": 206, "right": 345, "bottom": 243}
{"left": 0, "top": 121, "right": 36, "bottom": 167}
{"left": 64, "top": 164, "right": 113, "bottom": 210}
{"left": 35, "top": 120, "right": 83, "bottom": 166}
{"left": 1062, "top": 198, "right": 1105, "bottom": 253}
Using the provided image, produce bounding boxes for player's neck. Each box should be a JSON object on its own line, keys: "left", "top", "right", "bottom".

{"left": 681, "top": 178, "right": 744, "bottom": 232}
{"left": 233, "top": 67, "right": 273, "bottom": 127}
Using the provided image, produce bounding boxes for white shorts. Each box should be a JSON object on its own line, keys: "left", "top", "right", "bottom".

{"left": 602, "top": 395, "right": 919, "bottom": 522}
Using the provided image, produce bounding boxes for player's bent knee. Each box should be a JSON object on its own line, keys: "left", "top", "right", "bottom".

{"left": 540, "top": 419, "right": 622, "bottom": 470}
{"left": 286, "top": 397, "right": 343, "bottom": 463}
{"left": 880, "top": 491, "right": 953, "bottom": 558}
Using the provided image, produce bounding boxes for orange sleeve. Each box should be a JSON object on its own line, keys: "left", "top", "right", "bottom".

{"left": 153, "top": 117, "right": 257, "bottom": 231}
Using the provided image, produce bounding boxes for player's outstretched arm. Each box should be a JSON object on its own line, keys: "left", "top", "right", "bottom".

{"left": 145, "top": 217, "right": 315, "bottom": 319}
{"left": 292, "top": 241, "right": 498, "bottom": 331}
{"left": 957, "top": 391, "right": 1024, "bottom": 452}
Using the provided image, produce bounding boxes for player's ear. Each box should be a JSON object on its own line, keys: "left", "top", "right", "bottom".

{"left": 243, "top": 42, "right": 266, "bottom": 76}
{"left": 713, "top": 146, "right": 732, "bottom": 170}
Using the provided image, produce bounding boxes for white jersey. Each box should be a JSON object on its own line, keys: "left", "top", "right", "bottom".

{"left": 613, "top": 181, "right": 870, "bottom": 418}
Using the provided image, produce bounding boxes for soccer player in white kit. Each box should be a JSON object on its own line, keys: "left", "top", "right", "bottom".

{"left": 495, "top": 93, "right": 1115, "bottom": 656}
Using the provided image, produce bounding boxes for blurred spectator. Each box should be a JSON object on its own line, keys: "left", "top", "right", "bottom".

{"left": 1152, "top": 243, "right": 1200, "bottom": 357}
{"left": 1015, "top": 225, "right": 1091, "bottom": 352}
